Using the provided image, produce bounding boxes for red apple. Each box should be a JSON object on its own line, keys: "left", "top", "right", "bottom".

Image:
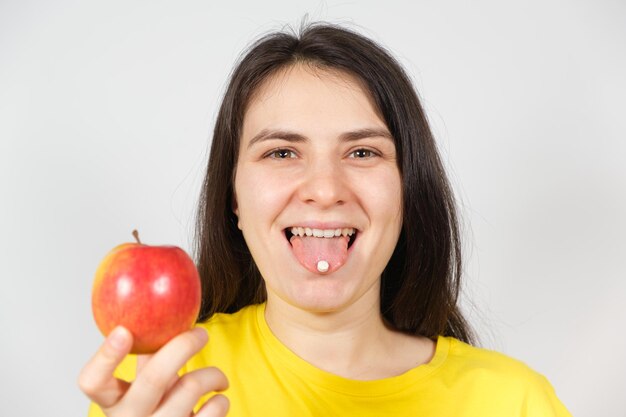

{"left": 92, "top": 230, "right": 201, "bottom": 354}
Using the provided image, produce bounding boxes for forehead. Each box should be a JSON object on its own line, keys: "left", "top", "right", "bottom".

{"left": 241, "top": 64, "right": 387, "bottom": 142}
{"left": 249, "top": 63, "right": 372, "bottom": 105}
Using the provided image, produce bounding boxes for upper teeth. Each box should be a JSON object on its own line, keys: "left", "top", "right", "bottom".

{"left": 290, "top": 227, "right": 355, "bottom": 238}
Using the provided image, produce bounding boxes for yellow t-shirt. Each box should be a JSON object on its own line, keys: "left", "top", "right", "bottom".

{"left": 89, "top": 303, "right": 571, "bottom": 416}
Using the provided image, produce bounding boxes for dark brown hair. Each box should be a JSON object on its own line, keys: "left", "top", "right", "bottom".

{"left": 195, "top": 21, "right": 475, "bottom": 344}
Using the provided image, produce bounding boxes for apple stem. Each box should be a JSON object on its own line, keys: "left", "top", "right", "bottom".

{"left": 132, "top": 230, "right": 142, "bottom": 244}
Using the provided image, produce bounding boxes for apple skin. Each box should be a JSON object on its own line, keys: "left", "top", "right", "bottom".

{"left": 92, "top": 241, "right": 202, "bottom": 354}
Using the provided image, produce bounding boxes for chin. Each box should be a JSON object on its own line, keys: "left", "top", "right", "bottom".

{"left": 277, "top": 273, "right": 371, "bottom": 315}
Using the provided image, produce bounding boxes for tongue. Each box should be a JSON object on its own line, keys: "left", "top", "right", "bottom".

{"left": 290, "top": 235, "right": 350, "bottom": 273}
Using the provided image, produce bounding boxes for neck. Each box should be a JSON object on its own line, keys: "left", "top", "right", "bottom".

{"left": 264, "top": 289, "right": 426, "bottom": 380}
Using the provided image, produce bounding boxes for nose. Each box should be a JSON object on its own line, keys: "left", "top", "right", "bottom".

{"left": 297, "top": 158, "right": 349, "bottom": 208}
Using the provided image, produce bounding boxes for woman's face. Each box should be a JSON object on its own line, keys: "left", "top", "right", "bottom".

{"left": 234, "top": 64, "right": 402, "bottom": 314}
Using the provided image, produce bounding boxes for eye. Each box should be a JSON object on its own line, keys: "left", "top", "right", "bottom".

{"left": 349, "top": 148, "right": 378, "bottom": 159}
{"left": 266, "top": 148, "right": 297, "bottom": 159}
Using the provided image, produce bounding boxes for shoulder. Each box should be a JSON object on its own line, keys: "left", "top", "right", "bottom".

{"left": 446, "top": 337, "right": 536, "bottom": 372}
{"left": 187, "top": 303, "right": 263, "bottom": 367}
{"left": 442, "top": 336, "right": 547, "bottom": 385}
{"left": 437, "top": 337, "right": 571, "bottom": 415}
{"left": 196, "top": 303, "right": 260, "bottom": 337}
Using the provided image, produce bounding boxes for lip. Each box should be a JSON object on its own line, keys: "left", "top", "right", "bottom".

{"left": 282, "top": 222, "right": 359, "bottom": 247}
{"left": 283, "top": 222, "right": 361, "bottom": 232}
{"left": 284, "top": 229, "right": 359, "bottom": 244}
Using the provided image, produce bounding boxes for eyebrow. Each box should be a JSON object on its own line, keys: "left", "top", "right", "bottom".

{"left": 247, "top": 127, "right": 393, "bottom": 149}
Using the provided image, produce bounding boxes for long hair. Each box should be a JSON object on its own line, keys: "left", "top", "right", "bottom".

{"left": 195, "top": 21, "right": 475, "bottom": 344}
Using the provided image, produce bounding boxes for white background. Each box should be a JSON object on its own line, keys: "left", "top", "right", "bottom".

{"left": 1, "top": 1, "right": 624, "bottom": 416}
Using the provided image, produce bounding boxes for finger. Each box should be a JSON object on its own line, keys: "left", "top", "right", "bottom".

{"left": 136, "top": 353, "right": 151, "bottom": 374}
{"left": 152, "top": 367, "right": 228, "bottom": 417}
{"left": 78, "top": 326, "right": 133, "bottom": 408}
{"left": 137, "top": 354, "right": 179, "bottom": 393}
{"left": 195, "top": 394, "right": 230, "bottom": 417}
{"left": 119, "top": 327, "right": 209, "bottom": 416}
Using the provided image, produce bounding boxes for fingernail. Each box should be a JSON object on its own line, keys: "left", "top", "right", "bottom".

{"left": 108, "top": 326, "right": 129, "bottom": 350}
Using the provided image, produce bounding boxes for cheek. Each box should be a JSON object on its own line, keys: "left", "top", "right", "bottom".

{"left": 352, "top": 169, "right": 403, "bottom": 223}
{"left": 235, "top": 165, "right": 293, "bottom": 225}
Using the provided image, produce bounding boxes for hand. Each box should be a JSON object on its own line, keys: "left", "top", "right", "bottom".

{"left": 78, "top": 326, "right": 229, "bottom": 417}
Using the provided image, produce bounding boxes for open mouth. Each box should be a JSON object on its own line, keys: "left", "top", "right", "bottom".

{"left": 283, "top": 226, "right": 359, "bottom": 274}
{"left": 284, "top": 227, "right": 358, "bottom": 249}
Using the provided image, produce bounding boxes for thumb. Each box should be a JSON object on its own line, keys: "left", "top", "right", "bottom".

{"left": 78, "top": 326, "right": 132, "bottom": 408}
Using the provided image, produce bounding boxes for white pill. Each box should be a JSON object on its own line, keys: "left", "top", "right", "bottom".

{"left": 317, "top": 260, "right": 329, "bottom": 272}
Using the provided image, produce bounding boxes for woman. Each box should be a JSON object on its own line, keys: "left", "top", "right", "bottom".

{"left": 79, "top": 22, "right": 572, "bottom": 416}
